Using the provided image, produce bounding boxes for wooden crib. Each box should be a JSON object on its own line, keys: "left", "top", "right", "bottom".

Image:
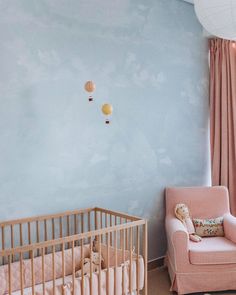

{"left": 0, "top": 207, "right": 147, "bottom": 295}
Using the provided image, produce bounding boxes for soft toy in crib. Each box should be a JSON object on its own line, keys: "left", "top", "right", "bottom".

{"left": 175, "top": 203, "right": 202, "bottom": 242}
{"left": 75, "top": 251, "right": 104, "bottom": 277}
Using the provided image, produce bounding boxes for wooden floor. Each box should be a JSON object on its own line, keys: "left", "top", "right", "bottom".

{"left": 148, "top": 267, "right": 236, "bottom": 295}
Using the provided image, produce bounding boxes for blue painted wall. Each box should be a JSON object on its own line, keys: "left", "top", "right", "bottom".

{"left": 0, "top": 0, "right": 210, "bottom": 260}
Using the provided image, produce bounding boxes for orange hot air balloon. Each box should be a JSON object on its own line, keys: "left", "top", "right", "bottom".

{"left": 84, "top": 81, "right": 96, "bottom": 102}
{"left": 101, "top": 103, "right": 113, "bottom": 124}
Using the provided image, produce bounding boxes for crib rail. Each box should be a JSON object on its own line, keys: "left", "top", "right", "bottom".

{"left": 0, "top": 220, "right": 145, "bottom": 257}
{"left": 0, "top": 207, "right": 141, "bottom": 254}
{"left": 0, "top": 207, "right": 148, "bottom": 295}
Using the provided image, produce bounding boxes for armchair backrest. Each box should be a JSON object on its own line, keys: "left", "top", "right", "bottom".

{"left": 166, "top": 186, "right": 230, "bottom": 219}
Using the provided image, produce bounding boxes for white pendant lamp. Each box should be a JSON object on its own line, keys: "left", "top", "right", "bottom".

{"left": 194, "top": 0, "right": 236, "bottom": 40}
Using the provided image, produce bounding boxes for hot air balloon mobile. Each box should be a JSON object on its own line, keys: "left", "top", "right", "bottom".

{"left": 84, "top": 81, "right": 96, "bottom": 102}
{"left": 101, "top": 103, "right": 113, "bottom": 124}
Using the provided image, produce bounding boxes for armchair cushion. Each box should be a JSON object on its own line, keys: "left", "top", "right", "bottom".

{"left": 189, "top": 237, "right": 236, "bottom": 265}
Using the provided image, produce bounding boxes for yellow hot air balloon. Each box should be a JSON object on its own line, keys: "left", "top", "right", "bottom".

{"left": 84, "top": 81, "right": 96, "bottom": 101}
{"left": 102, "top": 103, "right": 113, "bottom": 124}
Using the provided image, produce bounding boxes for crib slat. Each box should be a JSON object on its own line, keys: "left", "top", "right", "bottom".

{"left": 10, "top": 225, "right": 14, "bottom": 248}
{"left": 28, "top": 222, "right": 31, "bottom": 244}
{"left": 74, "top": 214, "right": 78, "bottom": 234}
{"left": 67, "top": 215, "right": 70, "bottom": 248}
{"left": 62, "top": 242, "right": 65, "bottom": 285}
{"left": 90, "top": 237, "right": 93, "bottom": 295}
{"left": 100, "top": 212, "right": 103, "bottom": 243}
{"left": 52, "top": 245, "right": 55, "bottom": 295}
{"left": 136, "top": 226, "right": 140, "bottom": 294}
{"left": 105, "top": 213, "right": 108, "bottom": 228}
{"left": 81, "top": 238, "right": 84, "bottom": 295}
{"left": 20, "top": 223, "right": 23, "bottom": 246}
{"left": 100, "top": 211, "right": 102, "bottom": 229}
{"left": 81, "top": 213, "right": 84, "bottom": 245}
{"left": 10, "top": 225, "right": 14, "bottom": 262}
{"left": 74, "top": 214, "right": 78, "bottom": 246}
{"left": 110, "top": 215, "right": 112, "bottom": 246}
{"left": 98, "top": 234, "right": 101, "bottom": 295}
{"left": 20, "top": 252, "right": 24, "bottom": 295}
{"left": 44, "top": 220, "right": 48, "bottom": 254}
{"left": 106, "top": 233, "right": 110, "bottom": 295}
{"left": 119, "top": 218, "right": 122, "bottom": 249}
{"left": 122, "top": 229, "right": 125, "bottom": 295}
{"left": 115, "top": 216, "right": 118, "bottom": 250}
{"left": 105, "top": 213, "right": 108, "bottom": 248}
{"left": 114, "top": 230, "right": 117, "bottom": 295}
{"left": 72, "top": 240, "right": 75, "bottom": 295}
{"left": 88, "top": 211, "right": 91, "bottom": 232}
{"left": 125, "top": 219, "right": 128, "bottom": 250}
{"left": 36, "top": 221, "right": 40, "bottom": 256}
{"left": 60, "top": 217, "right": 63, "bottom": 237}
{"left": 67, "top": 215, "right": 70, "bottom": 235}
{"left": 42, "top": 247, "right": 45, "bottom": 295}
{"left": 52, "top": 218, "right": 55, "bottom": 240}
{"left": 2, "top": 226, "right": 5, "bottom": 264}
{"left": 81, "top": 213, "right": 84, "bottom": 233}
{"left": 36, "top": 221, "right": 40, "bottom": 243}
{"left": 129, "top": 227, "right": 133, "bottom": 294}
{"left": 31, "top": 250, "right": 35, "bottom": 295}
{"left": 8, "top": 254, "right": 12, "bottom": 295}
{"left": 85, "top": 214, "right": 88, "bottom": 243}
{"left": 143, "top": 222, "right": 148, "bottom": 295}
{"left": 60, "top": 217, "right": 63, "bottom": 250}
{"left": 28, "top": 222, "right": 31, "bottom": 259}
{"left": 95, "top": 210, "right": 98, "bottom": 231}
{"left": 94, "top": 212, "right": 98, "bottom": 243}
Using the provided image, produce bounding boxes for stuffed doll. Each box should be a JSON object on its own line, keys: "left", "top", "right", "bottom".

{"left": 75, "top": 251, "right": 104, "bottom": 277}
{"left": 175, "top": 203, "right": 202, "bottom": 242}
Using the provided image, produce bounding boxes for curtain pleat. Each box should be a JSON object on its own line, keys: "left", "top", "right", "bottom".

{"left": 210, "top": 38, "right": 236, "bottom": 215}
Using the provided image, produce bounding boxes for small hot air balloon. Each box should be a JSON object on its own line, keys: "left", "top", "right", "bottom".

{"left": 102, "top": 103, "right": 113, "bottom": 124}
{"left": 84, "top": 81, "right": 96, "bottom": 102}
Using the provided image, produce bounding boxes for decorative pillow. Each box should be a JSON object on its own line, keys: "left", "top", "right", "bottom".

{"left": 193, "top": 217, "right": 224, "bottom": 237}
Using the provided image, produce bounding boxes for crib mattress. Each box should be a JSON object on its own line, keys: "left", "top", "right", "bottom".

{"left": 10, "top": 258, "right": 144, "bottom": 295}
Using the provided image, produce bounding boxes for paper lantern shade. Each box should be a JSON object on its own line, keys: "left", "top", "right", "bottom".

{"left": 101, "top": 104, "right": 113, "bottom": 124}
{"left": 194, "top": 0, "right": 236, "bottom": 40}
{"left": 84, "top": 81, "right": 96, "bottom": 92}
{"left": 102, "top": 104, "right": 113, "bottom": 115}
{"left": 84, "top": 81, "right": 96, "bottom": 102}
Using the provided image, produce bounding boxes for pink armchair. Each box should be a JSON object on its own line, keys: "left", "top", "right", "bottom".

{"left": 165, "top": 186, "right": 236, "bottom": 294}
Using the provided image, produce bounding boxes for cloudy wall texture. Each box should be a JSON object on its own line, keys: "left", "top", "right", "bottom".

{"left": 0, "top": 0, "right": 210, "bottom": 260}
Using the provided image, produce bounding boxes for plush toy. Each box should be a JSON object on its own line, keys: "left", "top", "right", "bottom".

{"left": 75, "top": 251, "right": 104, "bottom": 277}
{"left": 175, "top": 203, "right": 202, "bottom": 242}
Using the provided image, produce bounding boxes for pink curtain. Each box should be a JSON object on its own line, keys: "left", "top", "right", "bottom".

{"left": 210, "top": 38, "right": 236, "bottom": 215}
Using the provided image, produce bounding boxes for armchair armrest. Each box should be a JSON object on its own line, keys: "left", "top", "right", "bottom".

{"left": 224, "top": 213, "right": 236, "bottom": 244}
{"left": 166, "top": 216, "right": 188, "bottom": 238}
{"left": 165, "top": 216, "right": 190, "bottom": 271}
